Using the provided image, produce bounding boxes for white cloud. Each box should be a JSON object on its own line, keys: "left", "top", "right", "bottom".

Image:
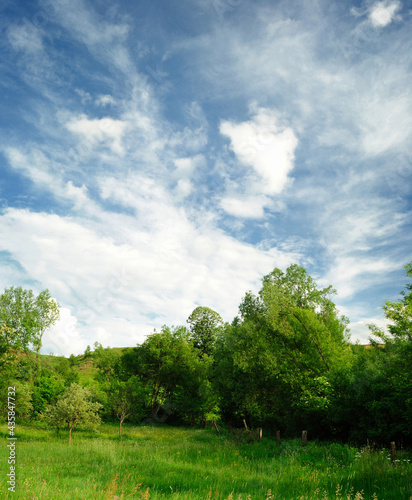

{"left": 3, "top": 147, "right": 94, "bottom": 213}
{"left": 43, "top": 308, "right": 85, "bottom": 356}
{"left": 174, "top": 155, "right": 204, "bottom": 176}
{"left": 347, "top": 317, "right": 389, "bottom": 344}
{"left": 368, "top": 1, "right": 401, "bottom": 27}
{"left": 0, "top": 192, "right": 300, "bottom": 354}
{"left": 66, "top": 115, "right": 127, "bottom": 155}
{"left": 96, "top": 94, "right": 117, "bottom": 107}
{"left": 54, "top": 0, "right": 130, "bottom": 46}
{"left": 7, "top": 23, "right": 44, "bottom": 54}
{"left": 220, "top": 196, "right": 267, "bottom": 219}
{"left": 2, "top": 0, "right": 411, "bottom": 355}
{"left": 360, "top": 94, "right": 412, "bottom": 155}
{"left": 174, "top": 179, "right": 194, "bottom": 200}
{"left": 172, "top": 155, "right": 205, "bottom": 201}
{"left": 220, "top": 108, "right": 298, "bottom": 197}
{"left": 325, "top": 256, "right": 398, "bottom": 299}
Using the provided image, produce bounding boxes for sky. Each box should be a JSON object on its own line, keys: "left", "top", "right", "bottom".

{"left": 0, "top": 0, "right": 411, "bottom": 356}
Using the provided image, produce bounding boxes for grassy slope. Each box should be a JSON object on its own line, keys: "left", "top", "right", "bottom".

{"left": 35, "top": 347, "right": 130, "bottom": 385}
{"left": 0, "top": 423, "right": 411, "bottom": 500}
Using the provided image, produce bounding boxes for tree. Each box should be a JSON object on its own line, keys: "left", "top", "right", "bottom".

{"left": 32, "top": 290, "right": 60, "bottom": 385}
{"left": 93, "top": 342, "right": 122, "bottom": 385}
{"left": 0, "top": 287, "right": 60, "bottom": 384}
{"left": 213, "top": 264, "right": 350, "bottom": 434}
{"left": 372, "top": 261, "right": 412, "bottom": 342}
{"left": 260, "top": 264, "right": 349, "bottom": 373}
{"left": 107, "top": 376, "right": 146, "bottom": 436}
{"left": 187, "top": 306, "right": 223, "bottom": 356}
{"left": 364, "top": 261, "right": 412, "bottom": 445}
{"left": 0, "top": 324, "right": 17, "bottom": 370}
{"left": 120, "top": 325, "right": 216, "bottom": 425}
{"left": 46, "top": 383, "right": 102, "bottom": 444}
{"left": 0, "top": 287, "right": 38, "bottom": 353}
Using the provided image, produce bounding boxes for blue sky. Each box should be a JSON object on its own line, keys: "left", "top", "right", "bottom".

{"left": 0, "top": 0, "right": 411, "bottom": 355}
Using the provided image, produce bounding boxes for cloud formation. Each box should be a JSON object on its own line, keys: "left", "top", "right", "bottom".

{"left": 220, "top": 108, "right": 298, "bottom": 196}
{"left": 0, "top": 0, "right": 411, "bottom": 354}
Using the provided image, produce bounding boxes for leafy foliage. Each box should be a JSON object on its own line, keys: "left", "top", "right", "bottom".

{"left": 2, "top": 263, "right": 412, "bottom": 447}
{"left": 187, "top": 306, "right": 223, "bottom": 356}
{"left": 214, "top": 265, "right": 350, "bottom": 435}
{"left": 45, "top": 383, "right": 102, "bottom": 444}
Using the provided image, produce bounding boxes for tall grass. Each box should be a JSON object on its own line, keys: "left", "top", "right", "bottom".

{"left": 0, "top": 423, "right": 411, "bottom": 499}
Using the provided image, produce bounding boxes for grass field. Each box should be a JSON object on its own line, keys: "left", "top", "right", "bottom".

{"left": 1, "top": 423, "right": 411, "bottom": 499}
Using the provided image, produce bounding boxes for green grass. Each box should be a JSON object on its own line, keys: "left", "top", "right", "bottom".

{"left": 1, "top": 423, "right": 411, "bottom": 499}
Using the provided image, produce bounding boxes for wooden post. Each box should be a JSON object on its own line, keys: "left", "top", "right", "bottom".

{"left": 243, "top": 419, "right": 248, "bottom": 430}
{"left": 258, "top": 428, "right": 262, "bottom": 441}
{"left": 390, "top": 441, "right": 397, "bottom": 463}
{"left": 276, "top": 430, "right": 281, "bottom": 445}
{"left": 212, "top": 419, "right": 220, "bottom": 434}
{"left": 302, "top": 430, "right": 308, "bottom": 446}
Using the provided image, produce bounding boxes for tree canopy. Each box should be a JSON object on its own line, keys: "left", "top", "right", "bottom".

{"left": 0, "top": 287, "right": 59, "bottom": 355}
{"left": 3, "top": 261, "right": 412, "bottom": 446}
{"left": 46, "top": 383, "right": 102, "bottom": 444}
{"left": 187, "top": 306, "right": 223, "bottom": 356}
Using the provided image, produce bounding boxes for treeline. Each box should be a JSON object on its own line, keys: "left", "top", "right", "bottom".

{"left": 1, "top": 263, "right": 411, "bottom": 446}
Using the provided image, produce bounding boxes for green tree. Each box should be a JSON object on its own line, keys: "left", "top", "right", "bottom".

{"left": 107, "top": 376, "right": 147, "bottom": 436}
{"left": 214, "top": 264, "right": 350, "bottom": 434}
{"left": 0, "top": 287, "right": 60, "bottom": 384}
{"left": 32, "top": 290, "right": 60, "bottom": 385}
{"left": 14, "top": 381, "right": 34, "bottom": 420}
{"left": 0, "top": 325, "right": 17, "bottom": 370}
{"left": 121, "top": 325, "right": 216, "bottom": 424}
{"left": 187, "top": 306, "right": 223, "bottom": 356}
{"left": 46, "top": 383, "right": 102, "bottom": 444}
{"left": 93, "top": 342, "right": 122, "bottom": 385}
{"left": 0, "top": 288, "right": 38, "bottom": 353}
{"left": 260, "top": 265, "right": 349, "bottom": 373}
{"left": 370, "top": 261, "right": 412, "bottom": 342}
{"left": 32, "top": 374, "right": 65, "bottom": 416}
{"left": 364, "top": 260, "right": 412, "bottom": 444}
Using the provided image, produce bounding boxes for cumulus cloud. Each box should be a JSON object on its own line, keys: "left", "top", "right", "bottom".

{"left": 368, "top": 1, "right": 401, "bottom": 27}
{"left": 43, "top": 308, "right": 85, "bottom": 356}
{"left": 0, "top": 190, "right": 300, "bottom": 354}
{"left": 220, "top": 108, "right": 298, "bottom": 197}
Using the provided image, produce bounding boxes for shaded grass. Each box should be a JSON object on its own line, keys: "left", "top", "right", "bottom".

{"left": 1, "top": 423, "right": 411, "bottom": 499}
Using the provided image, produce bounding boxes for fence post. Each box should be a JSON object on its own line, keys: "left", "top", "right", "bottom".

{"left": 258, "top": 428, "right": 262, "bottom": 441}
{"left": 390, "top": 441, "right": 397, "bottom": 463}
{"left": 243, "top": 419, "right": 248, "bottom": 430}
{"left": 276, "top": 430, "right": 281, "bottom": 445}
{"left": 212, "top": 419, "right": 220, "bottom": 434}
{"left": 302, "top": 430, "right": 308, "bottom": 446}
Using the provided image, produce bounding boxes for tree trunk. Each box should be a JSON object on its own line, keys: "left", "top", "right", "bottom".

{"left": 33, "top": 329, "right": 45, "bottom": 386}
{"left": 68, "top": 419, "right": 76, "bottom": 445}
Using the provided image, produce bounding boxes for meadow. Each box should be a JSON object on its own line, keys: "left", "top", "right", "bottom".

{"left": 1, "top": 423, "right": 411, "bottom": 500}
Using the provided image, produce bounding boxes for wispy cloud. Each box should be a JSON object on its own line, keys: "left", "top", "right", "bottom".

{"left": 0, "top": 0, "right": 411, "bottom": 353}
{"left": 65, "top": 115, "right": 127, "bottom": 156}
